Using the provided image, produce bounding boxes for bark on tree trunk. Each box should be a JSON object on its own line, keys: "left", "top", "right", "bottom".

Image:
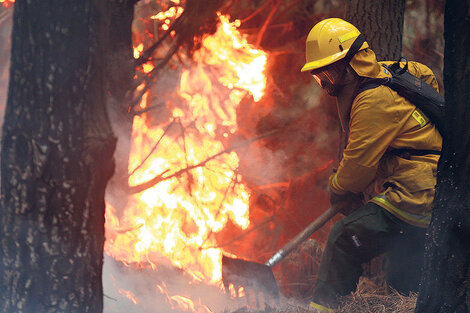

{"left": 341, "top": 0, "right": 405, "bottom": 154}
{"left": 345, "top": 0, "right": 405, "bottom": 61}
{"left": 0, "top": 1, "right": 116, "bottom": 312}
{"left": 415, "top": 0, "right": 470, "bottom": 312}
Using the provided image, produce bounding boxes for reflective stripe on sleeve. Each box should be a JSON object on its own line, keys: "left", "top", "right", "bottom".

{"left": 330, "top": 173, "right": 347, "bottom": 194}
{"left": 310, "top": 301, "right": 334, "bottom": 312}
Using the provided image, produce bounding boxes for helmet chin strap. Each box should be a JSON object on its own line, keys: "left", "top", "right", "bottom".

{"left": 344, "top": 34, "right": 366, "bottom": 63}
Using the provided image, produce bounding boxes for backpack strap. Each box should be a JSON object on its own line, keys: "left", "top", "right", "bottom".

{"left": 356, "top": 77, "right": 389, "bottom": 96}
{"left": 388, "top": 148, "right": 441, "bottom": 158}
{"left": 386, "top": 57, "right": 408, "bottom": 74}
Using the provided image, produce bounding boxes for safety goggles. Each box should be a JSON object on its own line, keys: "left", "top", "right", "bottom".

{"left": 310, "top": 61, "right": 346, "bottom": 90}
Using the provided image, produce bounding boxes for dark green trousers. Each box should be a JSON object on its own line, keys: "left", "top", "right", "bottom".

{"left": 312, "top": 202, "right": 426, "bottom": 305}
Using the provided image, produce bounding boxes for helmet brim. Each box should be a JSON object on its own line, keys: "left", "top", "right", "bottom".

{"left": 301, "top": 50, "right": 347, "bottom": 72}
{"left": 301, "top": 41, "right": 369, "bottom": 72}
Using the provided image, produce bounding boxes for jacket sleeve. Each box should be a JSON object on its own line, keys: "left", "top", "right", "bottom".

{"left": 329, "top": 86, "right": 407, "bottom": 194}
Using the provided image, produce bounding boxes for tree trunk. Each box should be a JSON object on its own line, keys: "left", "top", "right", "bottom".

{"left": 106, "top": 0, "right": 136, "bottom": 213}
{"left": 344, "top": 0, "right": 406, "bottom": 288}
{"left": 0, "top": 8, "right": 13, "bottom": 122}
{"left": 342, "top": 0, "right": 405, "bottom": 153}
{"left": 414, "top": 0, "right": 470, "bottom": 312}
{"left": 345, "top": 0, "right": 405, "bottom": 61}
{"left": 0, "top": 1, "right": 116, "bottom": 312}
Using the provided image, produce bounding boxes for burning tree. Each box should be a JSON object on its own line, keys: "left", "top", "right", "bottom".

{"left": 0, "top": 0, "right": 452, "bottom": 312}
{"left": 102, "top": 0, "right": 339, "bottom": 309}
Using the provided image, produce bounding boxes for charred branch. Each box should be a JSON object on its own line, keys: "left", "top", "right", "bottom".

{"left": 130, "top": 103, "right": 165, "bottom": 116}
{"left": 201, "top": 170, "right": 240, "bottom": 247}
{"left": 128, "top": 129, "right": 280, "bottom": 194}
{"left": 256, "top": 0, "right": 281, "bottom": 47}
{"left": 240, "top": 0, "right": 272, "bottom": 24}
{"left": 128, "top": 39, "right": 179, "bottom": 112}
{"left": 128, "top": 120, "right": 176, "bottom": 177}
{"left": 203, "top": 215, "right": 276, "bottom": 250}
{"left": 134, "top": 10, "right": 187, "bottom": 67}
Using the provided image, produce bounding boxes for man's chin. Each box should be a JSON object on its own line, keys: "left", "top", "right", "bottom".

{"left": 326, "top": 87, "right": 343, "bottom": 97}
{"left": 322, "top": 83, "right": 344, "bottom": 97}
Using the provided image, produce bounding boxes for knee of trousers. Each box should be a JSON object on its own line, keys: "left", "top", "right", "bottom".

{"left": 326, "top": 220, "right": 348, "bottom": 247}
{"left": 326, "top": 219, "right": 363, "bottom": 256}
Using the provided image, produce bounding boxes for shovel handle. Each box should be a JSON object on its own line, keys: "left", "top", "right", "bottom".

{"left": 265, "top": 206, "right": 341, "bottom": 267}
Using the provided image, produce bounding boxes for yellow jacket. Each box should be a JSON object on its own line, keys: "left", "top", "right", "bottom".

{"left": 329, "top": 49, "right": 442, "bottom": 228}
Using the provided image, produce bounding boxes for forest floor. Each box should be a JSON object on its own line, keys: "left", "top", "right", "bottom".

{"left": 228, "top": 277, "right": 417, "bottom": 313}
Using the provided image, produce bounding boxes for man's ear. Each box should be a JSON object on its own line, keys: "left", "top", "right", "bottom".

{"left": 337, "top": 65, "right": 359, "bottom": 90}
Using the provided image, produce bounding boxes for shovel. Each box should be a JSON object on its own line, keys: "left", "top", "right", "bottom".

{"left": 222, "top": 206, "right": 340, "bottom": 306}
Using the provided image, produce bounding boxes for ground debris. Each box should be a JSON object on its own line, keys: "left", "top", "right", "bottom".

{"left": 336, "top": 277, "right": 417, "bottom": 313}
{"left": 223, "top": 277, "right": 417, "bottom": 313}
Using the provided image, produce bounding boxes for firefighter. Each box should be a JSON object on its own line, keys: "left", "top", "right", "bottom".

{"left": 301, "top": 18, "right": 442, "bottom": 312}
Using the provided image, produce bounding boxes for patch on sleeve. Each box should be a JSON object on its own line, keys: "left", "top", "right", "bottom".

{"left": 412, "top": 109, "right": 428, "bottom": 127}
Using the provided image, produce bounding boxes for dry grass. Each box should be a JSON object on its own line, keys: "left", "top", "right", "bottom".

{"left": 277, "top": 279, "right": 417, "bottom": 313}
{"left": 335, "top": 278, "right": 417, "bottom": 313}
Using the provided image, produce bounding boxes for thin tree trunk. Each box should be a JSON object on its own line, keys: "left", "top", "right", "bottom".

{"left": 0, "top": 8, "right": 12, "bottom": 127}
{"left": 106, "top": 0, "right": 136, "bottom": 213}
{"left": 415, "top": 0, "right": 470, "bottom": 312}
{"left": 345, "top": 0, "right": 405, "bottom": 61}
{"left": 0, "top": 1, "right": 115, "bottom": 312}
{"left": 343, "top": 0, "right": 405, "bottom": 157}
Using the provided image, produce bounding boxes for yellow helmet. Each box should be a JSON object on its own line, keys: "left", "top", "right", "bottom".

{"left": 301, "top": 18, "right": 369, "bottom": 72}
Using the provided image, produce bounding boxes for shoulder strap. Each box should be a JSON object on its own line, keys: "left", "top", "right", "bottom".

{"left": 385, "top": 57, "right": 408, "bottom": 75}
{"left": 388, "top": 148, "right": 441, "bottom": 158}
{"left": 356, "top": 77, "right": 389, "bottom": 96}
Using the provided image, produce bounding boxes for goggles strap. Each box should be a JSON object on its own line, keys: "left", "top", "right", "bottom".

{"left": 344, "top": 34, "right": 365, "bottom": 63}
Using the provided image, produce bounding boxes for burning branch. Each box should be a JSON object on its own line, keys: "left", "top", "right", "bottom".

{"left": 129, "top": 39, "right": 180, "bottom": 112}
{"left": 177, "top": 118, "right": 194, "bottom": 195}
{"left": 127, "top": 129, "right": 280, "bottom": 194}
{"left": 240, "top": 0, "right": 271, "bottom": 23}
{"left": 202, "top": 215, "right": 276, "bottom": 249}
{"left": 130, "top": 103, "right": 165, "bottom": 116}
{"left": 134, "top": 10, "right": 187, "bottom": 67}
{"left": 128, "top": 120, "right": 176, "bottom": 177}
{"left": 200, "top": 169, "right": 240, "bottom": 246}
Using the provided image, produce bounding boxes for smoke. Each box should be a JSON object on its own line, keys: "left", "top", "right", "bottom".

{"left": 102, "top": 255, "right": 244, "bottom": 313}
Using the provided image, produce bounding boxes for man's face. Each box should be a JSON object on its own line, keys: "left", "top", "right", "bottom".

{"left": 310, "top": 61, "right": 347, "bottom": 96}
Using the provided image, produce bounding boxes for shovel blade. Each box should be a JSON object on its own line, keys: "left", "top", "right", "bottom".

{"left": 222, "top": 255, "right": 280, "bottom": 306}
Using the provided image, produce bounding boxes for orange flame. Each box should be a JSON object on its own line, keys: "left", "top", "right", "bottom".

{"left": 0, "top": 0, "right": 14, "bottom": 8}
{"left": 105, "top": 12, "right": 267, "bottom": 287}
{"left": 156, "top": 283, "right": 214, "bottom": 313}
{"left": 118, "top": 288, "right": 139, "bottom": 305}
{"left": 150, "top": 0, "right": 184, "bottom": 32}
